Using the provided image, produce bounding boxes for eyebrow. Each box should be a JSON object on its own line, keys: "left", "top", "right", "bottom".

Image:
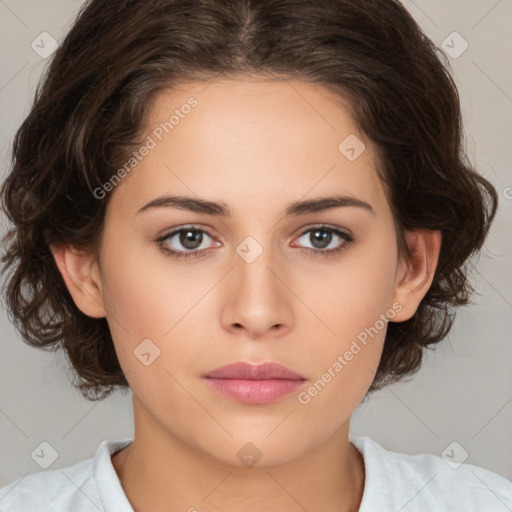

{"left": 137, "top": 194, "right": 375, "bottom": 217}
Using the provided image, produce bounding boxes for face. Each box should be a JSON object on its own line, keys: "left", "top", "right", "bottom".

{"left": 59, "top": 77, "right": 422, "bottom": 467}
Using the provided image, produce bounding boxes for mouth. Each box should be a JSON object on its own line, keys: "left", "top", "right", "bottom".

{"left": 203, "top": 362, "right": 307, "bottom": 404}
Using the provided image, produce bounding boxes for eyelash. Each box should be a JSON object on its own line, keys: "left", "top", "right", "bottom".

{"left": 155, "top": 224, "right": 355, "bottom": 260}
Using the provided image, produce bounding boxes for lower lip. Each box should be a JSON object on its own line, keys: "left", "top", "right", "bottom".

{"left": 204, "top": 378, "right": 306, "bottom": 404}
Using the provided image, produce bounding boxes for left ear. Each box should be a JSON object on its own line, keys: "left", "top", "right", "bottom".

{"left": 390, "top": 229, "right": 442, "bottom": 323}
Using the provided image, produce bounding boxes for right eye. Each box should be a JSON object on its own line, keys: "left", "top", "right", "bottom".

{"left": 156, "top": 225, "right": 220, "bottom": 259}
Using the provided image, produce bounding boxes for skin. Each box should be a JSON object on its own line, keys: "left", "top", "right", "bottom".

{"left": 50, "top": 77, "right": 441, "bottom": 512}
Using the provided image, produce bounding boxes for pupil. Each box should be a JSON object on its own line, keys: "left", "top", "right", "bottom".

{"left": 312, "top": 229, "right": 331, "bottom": 249}
{"left": 181, "top": 230, "right": 202, "bottom": 249}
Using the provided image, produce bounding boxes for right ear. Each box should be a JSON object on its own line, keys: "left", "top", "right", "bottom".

{"left": 49, "top": 242, "right": 106, "bottom": 318}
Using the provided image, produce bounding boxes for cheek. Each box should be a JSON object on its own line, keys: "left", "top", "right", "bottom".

{"left": 98, "top": 237, "right": 219, "bottom": 386}
{"left": 99, "top": 256, "right": 214, "bottom": 443}
{"left": 298, "top": 231, "right": 398, "bottom": 344}
{"left": 100, "top": 237, "right": 208, "bottom": 337}
{"left": 293, "top": 233, "right": 398, "bottom": 400}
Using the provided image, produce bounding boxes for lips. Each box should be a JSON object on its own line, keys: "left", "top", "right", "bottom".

{"left": 205, "top": 362, "right": 307, "bottom": 380}
{"left": 203, "top": 362, "right": 307, "bottom": 404}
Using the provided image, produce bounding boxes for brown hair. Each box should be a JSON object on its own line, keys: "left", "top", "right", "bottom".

{"left": 0, "top": 0, "right": 498, "bottom": 400}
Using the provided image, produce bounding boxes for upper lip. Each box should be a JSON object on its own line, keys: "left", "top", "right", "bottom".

{"left": 205, "top": 362, "right": 307, "bottom": 380}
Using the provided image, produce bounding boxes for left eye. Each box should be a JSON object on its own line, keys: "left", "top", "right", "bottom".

{"left": 293, "top": 226, "right": 354, "bottom": 252}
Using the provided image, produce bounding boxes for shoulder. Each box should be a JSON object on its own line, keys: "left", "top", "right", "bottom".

{"left": 350, "top": 435, "right": 512, "bottom": 512}
{"left": 0, "top": 456, "right": 97, "bottom": 511}
{"left": 0, "top": 439, "right": 133, "bottom": 512}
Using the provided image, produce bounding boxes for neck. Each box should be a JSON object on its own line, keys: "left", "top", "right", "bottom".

{"left": 112, "top": 397, "right": 365, "bottom": 512}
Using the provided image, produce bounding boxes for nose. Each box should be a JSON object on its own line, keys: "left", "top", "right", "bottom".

{"left": 220, "top": 242, "right": 293, "bottom": 339}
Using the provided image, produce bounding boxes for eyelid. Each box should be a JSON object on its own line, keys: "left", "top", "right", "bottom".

{"left": 294, "top": 222, "right": 353, "bottom": 239}
{"left": 158, "top": 223, "right": 216, "bottom": 236}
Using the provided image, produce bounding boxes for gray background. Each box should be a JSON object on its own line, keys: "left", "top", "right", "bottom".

{"left": 1, "top": 0, "right": 511, "bottom": 487}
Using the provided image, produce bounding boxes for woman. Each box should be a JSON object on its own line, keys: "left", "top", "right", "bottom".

{"left": 1, "top": 0, "right": 510, "bottom": 510}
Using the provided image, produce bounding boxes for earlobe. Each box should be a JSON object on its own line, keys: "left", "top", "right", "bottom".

{"left": 390, "top": 229, "right": 442, "bottom": 323}
{"left": 49, "top": 242, "right": 106, "bottom": 319}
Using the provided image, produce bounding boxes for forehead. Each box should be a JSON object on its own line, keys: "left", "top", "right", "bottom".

{"left": 108, "top": 78, "right": 389, "bottom": 219}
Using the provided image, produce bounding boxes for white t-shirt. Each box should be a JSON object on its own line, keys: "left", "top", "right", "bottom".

{"left": 1, "top": 435, "right": 511, "bottom": 511}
